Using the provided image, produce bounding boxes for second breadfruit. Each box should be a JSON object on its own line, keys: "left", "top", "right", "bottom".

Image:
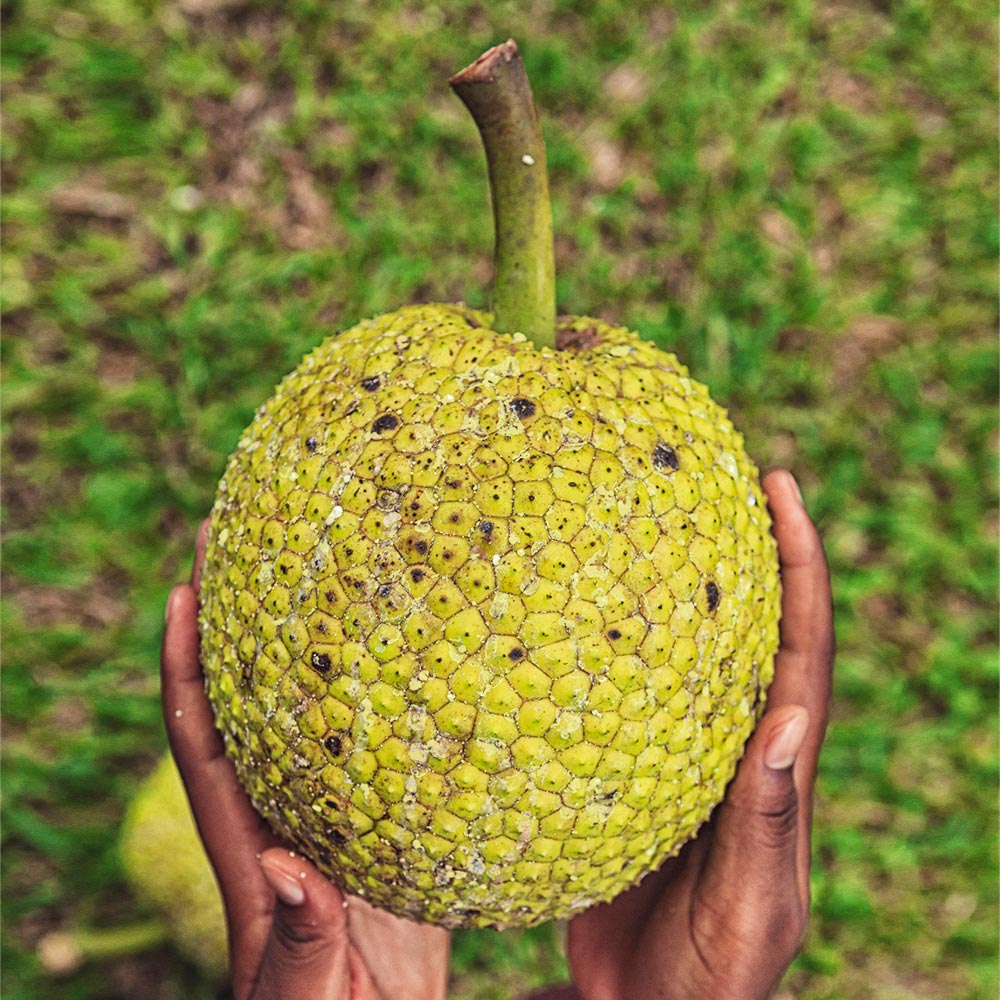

{"left": 119, "top": 754, "right": 228, "bottom": 978}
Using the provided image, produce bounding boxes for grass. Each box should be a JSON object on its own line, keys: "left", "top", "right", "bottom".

{"left": 2, "top": 0, "right": 997, "bottom": 997}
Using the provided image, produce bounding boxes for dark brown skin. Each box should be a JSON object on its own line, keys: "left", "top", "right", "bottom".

{"left": 162, "top": 469, "right": 833, "bottom": 1000}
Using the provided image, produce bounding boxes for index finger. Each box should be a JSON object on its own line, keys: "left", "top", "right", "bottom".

{"left": 762, "top": 469, "right": 834, "bottom": 906}
{"left": 763, "top": 469, "right": 834, "bottom": 728}
{"left": 162, "top": 563, "right": 279, "bottom": 979}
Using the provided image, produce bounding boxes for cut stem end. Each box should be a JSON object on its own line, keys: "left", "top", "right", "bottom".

{"left": 451, "top": 40, "right": 556, "bottom": 349}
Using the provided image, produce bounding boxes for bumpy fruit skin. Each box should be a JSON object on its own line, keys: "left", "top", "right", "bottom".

{"left": 120, "top": 755, "right": 228, "bottom": 979}
{"left": 199, "top": 303, "right": 780, "bottom": 929}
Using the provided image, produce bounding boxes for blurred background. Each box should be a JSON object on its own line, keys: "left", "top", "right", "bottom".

{"left": 2, "top": 0, "right": 996, "bottom": 997}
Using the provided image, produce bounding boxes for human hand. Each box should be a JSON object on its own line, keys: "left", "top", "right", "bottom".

{"left": 563, "top": 469, "right": 834, "bottom": 1000}
{"left": 161, "top": 521, "right": 450, "bottom": 1000}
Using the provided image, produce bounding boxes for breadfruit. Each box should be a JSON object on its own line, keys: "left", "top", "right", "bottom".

{"left": 198, "top": 304, "right": 780, "bottom": 928}
{"left": 119, "top": 754, "right": 228, "bottom": 978}
{"left": 198, "top": 40, "right": 781, "bottom": 929}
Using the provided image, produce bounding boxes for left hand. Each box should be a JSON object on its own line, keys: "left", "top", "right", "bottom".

{"left": 563, "top": 470, "right": 834, "bottom": 1000}
{"left": 161, "top": 520, "right": 450, "bottom": 1000}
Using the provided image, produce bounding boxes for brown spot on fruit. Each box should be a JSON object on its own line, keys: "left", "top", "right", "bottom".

{"left": 411, "top": 568, "right": 425, "bottom": 582}
{"left": 311, "top": 651, "right": 333, "bottom": 674}
{"left": 325, "top": 735, "right": 343, "bottom": 756}
{"left": 508, "top": 647, "right": 525, "bottom": 661}
{"left": 555, "top": 324, "right": 602, "bottom": 352}
{"left": 510, "top": 398, "right": 536, "bottom": 419}
{"left": 372, "top": 414, "right": 399, "bottom": 434}
{"left": 706, "top": 581, "right": 721, "bottom": 612}
{"left": 360, "top": 376, "right": 381, "bottom": 391}
{"left": 652, "top": 442, "right": 680, "bottom": 471}
{"left": 305, "top": 436, "right": 318, "bottom": 452}
{"left": 607, "top": 629, "right": 622, "bottom": 640}
{"left": 376, "top": 489, "right": 402, "bottom": 511}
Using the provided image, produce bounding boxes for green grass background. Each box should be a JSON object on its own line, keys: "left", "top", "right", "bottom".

{"left": 2, "top": 0, "right": 996, "bottom": 997}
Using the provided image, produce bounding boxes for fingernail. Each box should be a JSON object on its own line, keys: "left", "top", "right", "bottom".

{"left": 764, "top": 708, "right": 809, "bottom": 771}
{"left": 164, "top": 586, "right": 181, "bottom": 624}
{"left": 260, "top": 861, "right": 306, "bottom": 906}
{"left": 785, "top": 470, "right": 803, "bottom": 505}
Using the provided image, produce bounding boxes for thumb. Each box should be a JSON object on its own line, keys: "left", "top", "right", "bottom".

{"left": 695, "top": 706, "right": 811, "bottom": 960}
{"left": 250, "top": 848, "right": 355, "bottom": 1000}
{"left": 725, "top": 704, "right": 811, "bottom": 853}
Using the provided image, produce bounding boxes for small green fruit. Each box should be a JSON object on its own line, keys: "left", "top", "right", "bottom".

{"left": 120, "top": 755, "right": 228, "bottom": 978}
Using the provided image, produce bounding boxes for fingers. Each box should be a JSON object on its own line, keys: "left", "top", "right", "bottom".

{"left": 250, "top": 848, "right": 361, "bottom": 1000}
{"left": 762, "top": 470, "right": 835, "bottom": 904}
{"left": 685, "top": 471, "right": 832, "bottom": 989}
{"left": 763, "top": 470, "right": 835, "bottom": 677}
{"left": 161, "top": 556, "right": 279, "bottom": 990}
{"left": 161, "top": 583, "right": 276, "bottom": 860}
{"left": 692, "top": 704, "right": 812, "bottom": 990}
{"left": 162, "top": 518, "right": 213, "bottom": 773}
{"left": 762, "top": 468, "right": 833, "bottom": 758}
{"left": 162, "top": 584, "right": 225, "bottom": 772}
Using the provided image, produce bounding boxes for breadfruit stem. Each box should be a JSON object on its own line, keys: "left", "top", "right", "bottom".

{"left": 451, "top": 39, "right": 556, "bottom": 349}
{"left": 37, "top": 920, "right": 169, "bottom": 975}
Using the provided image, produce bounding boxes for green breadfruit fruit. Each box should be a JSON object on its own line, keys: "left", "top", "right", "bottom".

{"left": 197, "top": 42, "right": 781, "bottom": 929}
{"left": 38, "top": 755, "right": 228, "bottom": 980}
{"left": 119, "top": 755, "right": 228, "bottom": 979}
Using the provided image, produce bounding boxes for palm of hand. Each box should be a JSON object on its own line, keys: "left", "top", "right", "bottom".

{"left": 236, "top": 838, "right": 447, "bottom": 1000}
{"left": 570, "top": 843, "right": 712, "bottom": 999}
{"left": 566, "top": 783, "right": 801, "bottom": 1000}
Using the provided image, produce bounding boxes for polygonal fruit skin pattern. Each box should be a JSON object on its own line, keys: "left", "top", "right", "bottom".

{"left": 199, "top": 303, "right": 780, "bottom": 929}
